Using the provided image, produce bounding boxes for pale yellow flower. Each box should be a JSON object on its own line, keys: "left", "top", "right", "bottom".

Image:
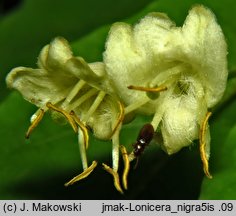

{"left": 6, "top": 37, "right": 126, "bottom": 193}
{"left": 104, "top": 5, "right": 228, "bottom": 177}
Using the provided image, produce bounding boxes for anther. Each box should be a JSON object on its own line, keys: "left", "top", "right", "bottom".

{"left": 102, "top": 163, "right": 123, "bottom": 194}
{"left": 70, "top": 111, "right": 89, "bottom": 149}
{"left": 199, "top": 111, "right": 212, "bottom": 179}
{"left": 46, "top": 102, "right": 78, "bottom": 133}
{"left": 120, "top": 145, "right": 130, "bottom": 190}
{"left": 127, "top": 85, "right": 167, "bottom": 92}
{"left": 109, "top": 101, "right": 125, "bottom": 139}
{"left": 25, "top": 109, "right": 45, "bottom": 139}
{"left": 64, "top": 161, "right": 98, "bottom": 186}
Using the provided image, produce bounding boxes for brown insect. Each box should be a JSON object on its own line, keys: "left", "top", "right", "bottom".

{"left": 132, "top": 123, "right": 155, "bottom": 165}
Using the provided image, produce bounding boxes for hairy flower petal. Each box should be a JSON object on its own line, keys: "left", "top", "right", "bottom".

{"left": 104, "top": 5, "right": 228, "bottom": 155}
{"left": 6, "top": 66, "right": 76, "bottom": 107}
{"left": 179, "top": 5, "right": 228, "bottom": 107}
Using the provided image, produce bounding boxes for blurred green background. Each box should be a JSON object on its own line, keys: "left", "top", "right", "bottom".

{"left": 0, "top": 0, "right": 236, "bottom": 199}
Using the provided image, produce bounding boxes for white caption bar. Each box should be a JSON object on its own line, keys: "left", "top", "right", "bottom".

{"left": 0, "top": 200, "right": 235, "bottom": 215}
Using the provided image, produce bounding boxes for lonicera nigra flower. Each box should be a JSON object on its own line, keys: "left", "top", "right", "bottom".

{"left": 6, "top": 5, "right": 228, "bottom": 193}
{"left": 104, "top": 5, "right": 228, "bottom": 178}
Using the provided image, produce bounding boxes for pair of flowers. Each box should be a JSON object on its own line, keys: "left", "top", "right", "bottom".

{"left": 6, "top": 5, "right": 228, "bottom": 193}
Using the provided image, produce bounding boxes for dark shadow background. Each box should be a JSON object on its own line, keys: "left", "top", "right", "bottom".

{"left": 2, "top": 146, "right": 203, "bottom": 199}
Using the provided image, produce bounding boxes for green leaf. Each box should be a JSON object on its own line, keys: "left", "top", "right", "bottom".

{"left": 200, "top": 100, "right": 236, "bottom": 199}
{"left": 0, "top": 0, "right": 153, "bottom": 99}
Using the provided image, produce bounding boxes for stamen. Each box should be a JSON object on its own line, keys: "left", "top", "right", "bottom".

{"left": 149, "top": 63, "right": 186, "bottom": 87}
{"left": 109, "top": 101, "right": 125, "bottom": 138}
{"left": 69, "top": 88, "right": 98, "bottom": 110}
{"left": 120, "top": 145, "right": 130, "bottom": 190}
{"left": 151, "top": 111, "right": 164, "bottom": 131}
{"left": 70, "top": 111, "right": 89, "bottom": 149}
{"left": 199, "top": 111, "right": 212, "bottom": 179}
{"left": 102, "top": 163, "right": 123, "bottom": 194}
{"left": 62, "top": 80, "right": 86, "bottom": 108}
{"left": 124, "top": 97, "right": 150, "bottom": 115}
{"left": 128, "top": 85, "right": 167, "bottom": 92}
{"left": 70, "top": 112, "right": 89, "bottom": 172}
{"left": 111, "top": 124, "right": 121, "bottom": 172}
{"left": 46, "top": 102, "right": 78, "bottom": 133}
{"left": 78, "top": 128, "right": 88, "bottom": 170}
{"left": 83, "top": 91, "right": 106, "bottom": 122}
{"left": 25, "top": 109, "right": 45, "bottom": 139}
{"left": 64, "top": 161, "right": 98, "bottom": 186}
